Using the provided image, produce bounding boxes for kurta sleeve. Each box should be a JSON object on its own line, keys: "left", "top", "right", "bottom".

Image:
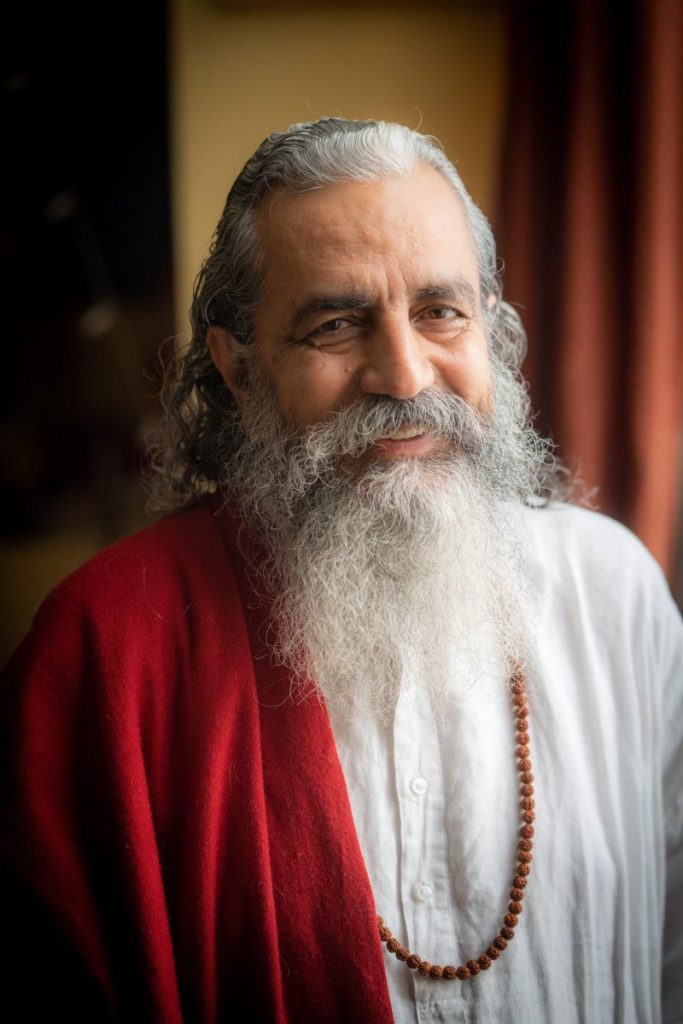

{"left": 661, "top": 588, "right": 683, "bottom": 1023}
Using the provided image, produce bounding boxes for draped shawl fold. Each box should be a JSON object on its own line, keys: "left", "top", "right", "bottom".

{"left": 0, "top": 499, "right": 394, "bottom": 1022}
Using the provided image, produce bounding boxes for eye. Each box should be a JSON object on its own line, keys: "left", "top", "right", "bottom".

{"left": 316, "top": 318, "right": 347, "bottom": 334}
{"left": 414, "top": 305, "right": 470, "bottom": 335}
{"left": 300, "top": 316, "right": 365, "bottom": 347}
{"left": 420, "top": 305, "right": 465, "bottom": 322}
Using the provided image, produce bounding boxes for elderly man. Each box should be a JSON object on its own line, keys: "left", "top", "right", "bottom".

{"left": 2, "top": 118, "right": 682, "bottom": 1024}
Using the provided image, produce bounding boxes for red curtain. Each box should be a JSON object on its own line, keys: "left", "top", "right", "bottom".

{"left": 497, "top": 0, "right": 683, "bottom": 575}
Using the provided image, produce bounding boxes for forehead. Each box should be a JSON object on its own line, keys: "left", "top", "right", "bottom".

{"left": 254, "top": 164, "right": 480, "bottom": 302}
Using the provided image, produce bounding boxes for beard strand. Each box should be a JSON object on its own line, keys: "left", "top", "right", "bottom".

{"left": 217, "top": 355, "right": 545, "bottom": 721}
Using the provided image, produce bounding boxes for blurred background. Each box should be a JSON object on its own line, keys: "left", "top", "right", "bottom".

{"left": 1, "top": 0, "right": 681, "bottom": 662}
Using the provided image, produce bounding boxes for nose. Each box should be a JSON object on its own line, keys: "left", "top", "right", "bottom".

{"left": 359, "top": 319, "right": 435, "bottom": 400}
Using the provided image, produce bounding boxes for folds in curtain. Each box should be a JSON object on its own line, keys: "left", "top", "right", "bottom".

{"left": 497, "top": 0, "right": 683, "bottom": 576}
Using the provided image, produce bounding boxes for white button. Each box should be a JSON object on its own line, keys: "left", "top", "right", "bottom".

{"left": 415, "top": 882, "right": 433, "bottom": 902}
{"left": 411, "top": 776, "right": 428, "bottom": 796}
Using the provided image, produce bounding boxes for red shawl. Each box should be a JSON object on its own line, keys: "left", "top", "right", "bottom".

{"left": 0, "top": 499, "right": 395, "bottom": 1022}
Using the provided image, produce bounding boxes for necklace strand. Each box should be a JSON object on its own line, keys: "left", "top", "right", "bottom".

{"left": 377, "top": 664, "right": 534, "bottom": 981}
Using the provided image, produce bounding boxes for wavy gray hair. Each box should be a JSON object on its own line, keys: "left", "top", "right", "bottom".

{"left": 145, "top": 117, "right": 532, "bottom": 512}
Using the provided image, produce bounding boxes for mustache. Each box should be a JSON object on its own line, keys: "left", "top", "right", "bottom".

{"left": 292, "top": 389, "right": 490, "bottom": 461}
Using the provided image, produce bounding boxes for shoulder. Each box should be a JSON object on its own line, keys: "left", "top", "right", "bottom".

{"left": 42, "top": 500, "right": 231, "bottom": 618}
{"left": 3, "top": 500, "right": 248, "bottom": 689}
{"left": 521, "top": 501, "right": 682, "bottom": 675}
{"left": 521, "top": 501, "right": 670, "bottom": 599}
{"left": 522, "top": 499, "right": 653, "bottom": 556}
{"left": 45, "top": 500, "right": 225, "bottom": 609}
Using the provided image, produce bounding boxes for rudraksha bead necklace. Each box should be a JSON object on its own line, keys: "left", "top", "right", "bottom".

{"left": 378, "top": 664, "right": 534, "bottom": 981}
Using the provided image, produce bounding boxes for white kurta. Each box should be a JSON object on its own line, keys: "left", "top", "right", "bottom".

{"left": 329, "top": 505, "right": 683, "bottom": 1024}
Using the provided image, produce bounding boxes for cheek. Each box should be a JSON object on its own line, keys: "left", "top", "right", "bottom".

{"left": 271, "top": 354, "right": 359, "bottom": 427}
{"left": 472, "top": 354, "right": 494, "bottom": 407}
{"left": 442, "top": 339, "right": 492, "bottom": 410}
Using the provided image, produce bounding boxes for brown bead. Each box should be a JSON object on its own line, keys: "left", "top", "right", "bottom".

{"left": 396, "top": 946, "right": 409, "bottom": 961}
{"left": 406, "top": 954, "right": 422, "bottom": 969}
{"left": 478, "top": 954, "right": 492, "bottom": 970}
{"left": 517, "top": 758, "right": 532, "bottom": 772}
{"left": 521, "top": 797, "right": 535, "bottom": 810}
{"left": 514, "top": 706, "right": 528, "bottom": 720}
{"left": 521, "top": 771, "right": 534, "bottom": 784}
{"left": 493, "top": 936, "right": 508, "bottom": 951}
{"left": 429, "top": 965, "right": 444, "bottom": 979}
{"left": 517, "top": 863, "right": 530, "bottom": 877}
{"left": 521, "top": 784, "right": 534, "bottom": 796}
{"left": 379, "top": 925, "right": 391, "bottom": 941}
{"left": 519, "top": 838, "right": 533, "bottom": 852}
{"left": 523, "top": 810, "right": 536, "bottom": 823}
{"left": 510, "top": 888, "right": 524, "bottom": 901}
{"left": 519, "top": 851, "right": 533, "bottom": 864}
{"left": 417, "top": 961, "right": 432, "bottom": 976}
{"left": 509, "top": 901, "right": 523, "bottom": 914}
{"left": 510, "top": 681, "right": 524, "bottom": 695}
{"left": 513, "top": 874, "right": 528, "bottom": 888}
{"left": 467, "top": 959, "right": 481, "bottom": 976}
{"left": 487, "top": 945, "right": 500, "bottom": 960}
{"left": 500, "top": 926, "right": 515, "bottom": 940}
{"left": 386, "top": 938, "right": 399, "bottom": 953}
{"left": 521, "top": 824, "right": 535, "bottom": 839}
{"left": 456, "top": 966, "right": 470, "bottom": 980}
{"left": 504, "top": 914, "right": 519, "bottom": 928}
{"left": 442, "top": 965, "right": 457, "bottom": 980}
{"left": 516, "top": 745, "right": 530, "bottom": 758}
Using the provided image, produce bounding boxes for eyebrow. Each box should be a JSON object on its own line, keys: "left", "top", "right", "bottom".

{"left": 413, "top": 279, "right": 479, "bottom": 308}
{"left": 285, "top": 276, "right": 479, "bottom": 337}
{"left": 286, "top": 294, "right": 372, "bottom": 336}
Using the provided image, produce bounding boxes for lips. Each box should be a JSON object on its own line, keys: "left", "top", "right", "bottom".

{"left": 367, "top": 424, "right": 444, "bottom": 459}
{"left": 377, "top": 424, "right": 428, "bottom": 442}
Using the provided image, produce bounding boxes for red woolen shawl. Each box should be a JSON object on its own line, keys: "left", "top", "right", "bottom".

{"left": 0, "top": 498, "right": 394, "bottom": 1023}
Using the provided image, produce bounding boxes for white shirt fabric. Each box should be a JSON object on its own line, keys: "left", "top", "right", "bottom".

{"left": 329, "top": 505, "right": 683, "bottom": 1024}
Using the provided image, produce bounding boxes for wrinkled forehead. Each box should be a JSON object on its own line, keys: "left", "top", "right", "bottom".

{"left": 253, "top": 164, "right": 481, "bottom": 296}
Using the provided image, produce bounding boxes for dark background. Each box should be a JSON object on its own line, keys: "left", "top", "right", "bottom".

{"left": 1, "top": 2, "right": 173, "bottom": 542}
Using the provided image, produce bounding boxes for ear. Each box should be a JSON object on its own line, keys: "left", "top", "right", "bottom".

{"left": 207, "top": 326, "right": 247, "bottom": 407}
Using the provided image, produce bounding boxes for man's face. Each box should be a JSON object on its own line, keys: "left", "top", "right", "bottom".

{"left": 211, "top": 164, "right": 492, "bottom": 466}
{"left": 206, "top": 165, "right": 538, "bottom": 717}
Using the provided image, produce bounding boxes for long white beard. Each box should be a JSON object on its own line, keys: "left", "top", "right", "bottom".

{"left": 219, "top": 357, "right": 544, "bottom": 721}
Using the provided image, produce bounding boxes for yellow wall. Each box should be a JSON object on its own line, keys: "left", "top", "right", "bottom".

{"left": 170, "top": 0, "right": 506, "bottom": 337}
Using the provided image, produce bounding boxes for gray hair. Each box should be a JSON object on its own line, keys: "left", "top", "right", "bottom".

{"left": 146, "top": 117, "right": 529, "bottom": 511}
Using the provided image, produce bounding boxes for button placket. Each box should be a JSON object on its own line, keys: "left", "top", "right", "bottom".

{"left": 394, "top": 680, "right": 456, "bottom": 974}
